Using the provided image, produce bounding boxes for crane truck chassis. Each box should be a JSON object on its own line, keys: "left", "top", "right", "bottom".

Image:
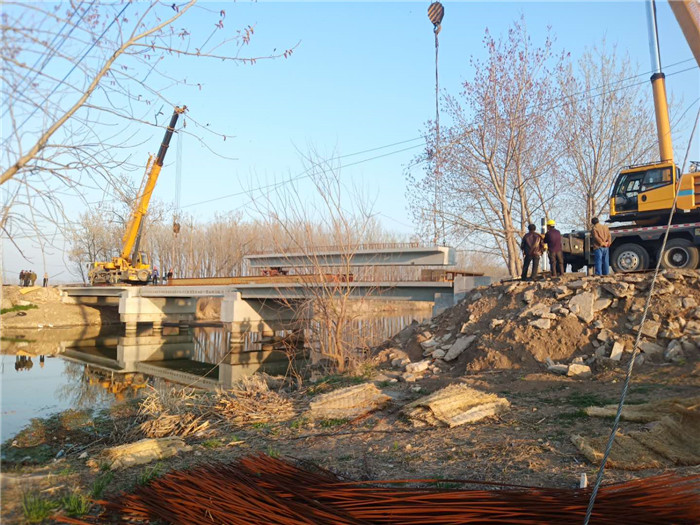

{"left": 562, "top": 222, "right": 700, "bottom": 273}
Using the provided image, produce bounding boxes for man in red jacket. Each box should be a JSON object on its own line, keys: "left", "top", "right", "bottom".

{"left": 520, "top": 224, "right": 544, "bottom": 281}
{"left": 544, "top": 219, "right": 565, "bottom": 278}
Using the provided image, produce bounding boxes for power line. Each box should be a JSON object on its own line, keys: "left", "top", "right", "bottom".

{"left": 180, "top": 139, "right": 425, "bottom": 209}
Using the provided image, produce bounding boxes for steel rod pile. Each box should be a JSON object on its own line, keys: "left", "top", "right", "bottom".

{"left": 63, "top": 454, "right": 699, "bottom": 524}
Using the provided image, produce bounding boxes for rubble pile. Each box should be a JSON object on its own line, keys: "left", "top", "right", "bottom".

{"left": 376, "top": 271, "right": 700, "bottom": 382}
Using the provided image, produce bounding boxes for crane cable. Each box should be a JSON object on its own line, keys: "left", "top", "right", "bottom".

{"left": 583, "top": 106, "right": 700, "bottom": 524}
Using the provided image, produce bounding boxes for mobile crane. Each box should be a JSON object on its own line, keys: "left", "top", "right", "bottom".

{"left": 562, "top": 0, "right": 700, "bottom": 272}
{"left": 88, "top": 106, "right": 186, "bottom": 285}
{"left": 608, "top": 0, "right": 700, "bottom": 225}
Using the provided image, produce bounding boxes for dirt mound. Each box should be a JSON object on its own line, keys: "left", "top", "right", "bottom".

{"left": 376, "top": 271, "right": 700, "bottom": 381}
{"left": 1, "top": 285, "right": 120, "bottom": 329}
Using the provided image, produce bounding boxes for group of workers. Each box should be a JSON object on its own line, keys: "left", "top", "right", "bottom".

{"left": 151, "top": 267, "right": 173, "bottom": 285}
{"left": 18, "top": 270, "right": 49, "bottom": 287}
{"left": 520, "top": 218, "right": 612, "bottom": 280}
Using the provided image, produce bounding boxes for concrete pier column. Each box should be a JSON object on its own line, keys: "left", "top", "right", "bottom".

{"left": 125, "top": 321, "right": 138, "bottom": 334}
{"left": 152, "top": 320, "right": 163, "bottom": 333}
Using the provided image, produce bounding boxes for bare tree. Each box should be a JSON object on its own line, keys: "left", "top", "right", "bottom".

{"left": 408, "top": 19, "right": 568, "bottom": 277}
{"left": 252, "top": 150, "right": 385, "bottom": 374}
{"left": 1, "top": 1, "right": 294, "bottom": 252}
{"left": 557, "top": 42, "right": 657, "bottom": 227}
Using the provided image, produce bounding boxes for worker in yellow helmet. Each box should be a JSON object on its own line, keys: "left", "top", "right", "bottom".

{"left": 544, "top": 219, "right": 565, "bottom": 278}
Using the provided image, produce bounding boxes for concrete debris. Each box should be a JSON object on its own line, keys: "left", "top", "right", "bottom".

{"left": 522, "top": 289, "right": 535, "bottom": 304}
{"left": 639, "top": 341, "right": 664, "bottom": 356}
{"left": 664, "top": 340, "right": 684, "bottom": 362}
{"left": 405, "top": 359, "right": 431, "bottom": 374}
{"left": 567, "top": 280, "right": 587, "bottom": 290}
{"left": 609, "top": 341, "right": 625, "bottom": 361}
{"left": 529, "top": 318, "right": 551, "bottom": 330}
{"left": 432, "top": 349, "right": 446, "bottom": 359}
{"left": 593, "top": 297, "right": 612, "bottom": 312}
{"left": 682, "top": 297, "right": 697, "bottom": 309}
{"left": 553, "top": 286, "right": 572, "bottom": 300}
{"left": 567, "top": 363, "right": 592, "bottom": 379}
{"left": 402, "top": 384, "right": 510, "bottom": 428}
{"left": 601, "top": 282, "right": 633, "bottom": 298}
{"left": 90, "top": 437, "right": 191, "bottom": 470}
{"left": 640, "top": 320, "right": 661, "bottom": 339}
{"left": 568, "top": 292, "right": 595, "bottom": 323}
{"left": 471, "top": 292, "right": 483, "bottom": 300}
{"left": 684, "top": 320, "right": 700, "bottom": 335}
{"left": 443, "top": 335, "right": 477, "bottom": 362}
{"left": 419, "top": 339, "right": 439, "bottom": 352}
{"left": 597, "top": 329, "right": 613, "bottom": 343}
{"left": 391, "top": 357, "right": 410, "bottom": 369}
{"left": 521, "top": 303, "right": 550, "bottom": 318}
{"left": 308, "top": 383, "right": 390, "bottom": 420}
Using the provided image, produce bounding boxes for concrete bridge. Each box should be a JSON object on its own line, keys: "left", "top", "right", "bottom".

{"left": 61, "top": 274, "right": 490, "bottom": 334}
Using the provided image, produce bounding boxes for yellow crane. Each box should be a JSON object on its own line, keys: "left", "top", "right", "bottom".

{"left": 89, "top": 106, "right": 186, "bottom": 285}
{"left": 609, "top": 0, "right": 700, "bottom": 225}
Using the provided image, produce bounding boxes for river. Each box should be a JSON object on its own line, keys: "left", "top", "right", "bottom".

{"left": 1, "top": 312, "right": 429, "bottom": 441}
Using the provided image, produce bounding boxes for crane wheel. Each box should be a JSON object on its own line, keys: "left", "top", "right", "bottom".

{"left": 137, "top": 269, "right": 150, "bottom": 282}
{"left": 611, "top": 243, "right": 649, "bottom": 272}
{"left": 659, "top": 238, "right": 700, "bottom": 270}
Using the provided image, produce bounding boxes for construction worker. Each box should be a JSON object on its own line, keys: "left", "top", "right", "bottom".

{"left": 520, "top": 224, "right": 544, "bottom": 281}
{"left": 151, "top": 267, "right": 160, "bottom": 285}
{"left": 544, "top": 219, "right": 565, "bottom": 278}
{"left": 591, "top": 217, "right": 612, "bottom": 275}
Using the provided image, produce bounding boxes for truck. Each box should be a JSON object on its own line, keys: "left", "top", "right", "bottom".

{"left": 562, "top": 0, "right": 700, "bottom": 272}
{"left": 88, "top": 106, "right": 186, "bottom": 285}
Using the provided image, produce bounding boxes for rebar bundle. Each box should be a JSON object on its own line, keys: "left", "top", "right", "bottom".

{"left": 62, "top": 454, "right": 699, "bottom": 524}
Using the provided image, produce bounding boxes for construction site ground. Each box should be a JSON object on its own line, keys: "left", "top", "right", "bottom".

{"left": 1, "top": 272, "right": 699, "bottom": 523}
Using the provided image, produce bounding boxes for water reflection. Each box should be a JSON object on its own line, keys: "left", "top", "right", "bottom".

{"left": 1, "top": 312, "right": 429, "bottom": 440}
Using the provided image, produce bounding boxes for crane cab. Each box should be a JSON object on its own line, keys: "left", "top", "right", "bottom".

{"left": 609, "top": 161, "right": 699, "bottom": 224}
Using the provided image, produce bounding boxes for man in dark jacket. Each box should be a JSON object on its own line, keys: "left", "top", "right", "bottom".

{"left": 544, "top": 219, "right": 565, "bottom": 278}
{"left": 520, "top": 224, "right": 544, "bottom": 280}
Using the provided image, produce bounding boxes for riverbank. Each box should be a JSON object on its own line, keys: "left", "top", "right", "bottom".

{"left": 1, "top": 286, "right": 120, "bottom": 330}
{"left": 2, "top": 273, "right": 699, "bottom": 523}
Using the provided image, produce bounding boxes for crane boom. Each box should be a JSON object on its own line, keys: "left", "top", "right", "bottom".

{"left": 121, "top": 106, "right": 186, "bottom": 261}
{"left": 668, "top": 0, "right": 700, "bottom": 68}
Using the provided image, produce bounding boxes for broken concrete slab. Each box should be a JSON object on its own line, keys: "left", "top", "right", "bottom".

{"left": 639, "top": 341, "right": 664, "bottom": 356}
{"left": 443, "top": 335, "right": 477, "bottom": 362}
{"left": 489, "top": 319, "right": 504, "bottom": 329}
{"left": 405, "top": 359, "right": 431, "bottom": 374}
{"left": 682, "top": 297, "right": 697, "bottom": 309}
{"left": 609, "top": 341, "right": 625, "bottom": 361}
{"left": 522, "top": 289, "right": 535, "bottom": 304}
{"left": 640, "top": 320, "right": 661, "bottom": 339}
{"left": 308, "top": 383, "right": 390, "bottom": 420}
{"left": 402, "top": 384, "right": 510, "bottom": 428}
{"left": 593, "top": 297, "right": 612, "bottom": 312}
{"left": 601, "top": 282, "right": 633, "bottom": 298}
{"left": 567, "top": 363, "right": 592, "bottom": 379}
{"left": 91, "top": 437, "right": 191, "bottom": 470}
{"left": 568, "top": 292, "right": 595, "bottom": 323}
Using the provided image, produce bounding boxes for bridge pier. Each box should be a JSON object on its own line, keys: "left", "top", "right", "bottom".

{"left": 119, "top": 288, "right": 197, "bottom": 335}
{"left": 116, "top": 334, "right": 195, "bottom": 372}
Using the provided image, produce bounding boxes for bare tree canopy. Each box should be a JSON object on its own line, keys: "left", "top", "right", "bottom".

{"left": 557, "top": 42, "right": 657, "bottom": 227}
{"left": 1, "top": 0, "right": 294, "bottom": 249}
{"left": 408, "top": 19, "right": 567, "bottom": 277}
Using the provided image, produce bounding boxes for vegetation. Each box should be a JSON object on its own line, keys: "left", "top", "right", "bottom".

{"left": 91, "top": 471, "right": 114, "bottom": 499}
{"left": 21, "top": 492, "right": 58, "bottom": 524}
{"left": 60, "top": 491, "right": 92, "bottom": 518}
{"left": 1, "top": 304, "right": 38, "bottom": 315}
{"left": 138, "top": 463, "right": 164, "bottom": 486}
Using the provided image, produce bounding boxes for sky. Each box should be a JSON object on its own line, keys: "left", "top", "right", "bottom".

{"left": 2, "top": 0, "right": 699, "bottom": 282}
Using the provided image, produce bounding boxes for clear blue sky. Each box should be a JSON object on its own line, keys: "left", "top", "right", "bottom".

{"left": 4, "top": 1, "right": 699, "bottom": 281}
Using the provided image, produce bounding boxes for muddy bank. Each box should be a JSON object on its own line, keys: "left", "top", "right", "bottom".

{"left": 1, "top": 286, "right": 120, "bottom": 330}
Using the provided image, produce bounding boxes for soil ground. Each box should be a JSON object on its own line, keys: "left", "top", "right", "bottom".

{"left": 1, "top": 273, "right": 699, "bottom": 523}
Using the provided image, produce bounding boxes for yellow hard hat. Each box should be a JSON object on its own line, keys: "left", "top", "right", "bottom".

{"left": 547, "top": 219, "right": 556, "bottom": 227}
